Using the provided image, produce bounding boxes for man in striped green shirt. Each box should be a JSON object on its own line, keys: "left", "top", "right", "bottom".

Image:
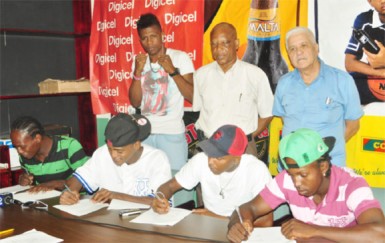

{"left": 10, "top": 116, "right": 88, "bottom": 192}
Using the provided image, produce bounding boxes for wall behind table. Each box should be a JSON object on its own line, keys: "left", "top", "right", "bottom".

{"left": 0, "top": 0, "right": 96, "bottom": 155}
{"left": 0, "top": 96, "right": 79, "bottom": 138}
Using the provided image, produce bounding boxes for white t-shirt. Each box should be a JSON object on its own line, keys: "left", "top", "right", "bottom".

{"left": 74, "top": 144, "right": 172, "bottom": 196}
{"left": 132, "top": 48, "right": 195, "bottom": 134}
{"left": 193, "top": 60, "right": 274, "bottom": 136}
{"left": 175, "top": 153, "right": 272, "bottom": 217}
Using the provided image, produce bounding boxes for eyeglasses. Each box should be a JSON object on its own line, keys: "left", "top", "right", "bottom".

{"left": 21, "top": 200, "right": 48, "bottom": 210}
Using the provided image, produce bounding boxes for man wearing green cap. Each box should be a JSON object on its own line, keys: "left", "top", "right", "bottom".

{"left": 227, "top": 128, "right": 385, "bottom": 243}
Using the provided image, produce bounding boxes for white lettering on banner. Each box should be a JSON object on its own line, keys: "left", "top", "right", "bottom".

{"left": 108, "top": 0, "right": 135, "bottom": 14}
{"left": 126, "top": 52, "right": 134, "bottom": 62}
{"left": 249, "top": 22, "right": 279, "bottom": 33}
{"left": 162, "top": 31, "right": 174, "bottom": 43}
{"left": 109, "top": 69, "right": 131, "bottom": 82}
{"left": 113, "top": 103, "right": 135, "bottom": 113}
{"left": 125, "top": 17, "right": 138, "bottom": 29}
{"left": 109, "top": 35, "right": 133, "bottom": 48}
{"left": 165, "top": 11, "right": 197, "bottom": 26}
{"left": 187, "top": 49, "right": 196, "bottom": 61}
{"left": 145, "top": 0, "right": 175, "bottom": 10}
{"left": 95, "top": 53, "right": 117, "bottom": 66}
{"left": 97, "top": 19, "right": 116, "bottom": 32}
{"left": 99, "top": 86, "right": 120, "bottom": 97}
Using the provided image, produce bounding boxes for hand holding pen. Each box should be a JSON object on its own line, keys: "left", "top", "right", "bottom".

{"left": 59, "top": 184, "right": 80, "bottom": 205}
{"left": 236, "top": 206, "right": 253, "bottom": 235}
{"left": 151, "top": 191, "right": 169, "bottom": 214}
{"left": 18, "top": 170, "right": 34, "bottom": 186}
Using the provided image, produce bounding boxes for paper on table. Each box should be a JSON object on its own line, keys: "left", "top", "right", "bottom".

{"left": 1, "top": 229, "right": 63, "bottom": 243}
{"left": 131, "top": 207, "right": 191, "bottom": 226}
{"left": 53, "top": 199, "right": 108, "bottom": 216}
{"left": 0, "top": 185, "right": 30, "bottom": 194}
{"left": 243, "top": 227, "right": 296, "bottom": 243}
{"left": 107, "top": 199, "right": 149, "bottom": 210}
{"left": 13, "top": 190, "right": 61, "bottom": 203}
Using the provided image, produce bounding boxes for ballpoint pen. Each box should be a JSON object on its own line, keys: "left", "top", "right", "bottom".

{"left": 63, "top": 184, "right": 72, "bottom": 193}
{"left": 119, "top": 208, "right": 148, "bottom": 217}
{"left": 0, "top": 228, "right": 14, "bottom": 238}
{"left": 236, "top": 206, "right": 243, "bottom": 224}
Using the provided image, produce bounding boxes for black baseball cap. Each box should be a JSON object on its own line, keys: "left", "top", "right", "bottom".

{"left": 104, "top": 113, "right": 151, "bottom": 147}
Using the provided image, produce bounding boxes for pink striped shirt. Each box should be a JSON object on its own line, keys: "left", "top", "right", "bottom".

{"left": 260, "top": 166, "right": 382, "bottom": 227}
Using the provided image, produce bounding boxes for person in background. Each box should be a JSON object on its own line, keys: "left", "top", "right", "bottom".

{"left": 273, "top": 27, "right": 363, "bottom": 168}
{"left": 129, "top": 13, "right": 194, "bottom": 171}
{"left": 193, "top": 22, "right": 273, "bottom": 160}
{"left": 345, "top": 0, "right": 385, "bottom": 104}
{"left": 10, "top": 116, "right": 88, "bottom": 192}
{"left": 60, "top": 113, "right": 172, "bottom": 205}
{"left": 227, "top": 128, "right": 385, "bottom": 243}
{"left": 151, "top": 124, "right": 273, "bottom": 226}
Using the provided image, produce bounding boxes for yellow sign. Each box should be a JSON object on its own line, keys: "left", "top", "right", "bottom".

{"left": 346, "top": 116, "right": 385, "bottom": 188}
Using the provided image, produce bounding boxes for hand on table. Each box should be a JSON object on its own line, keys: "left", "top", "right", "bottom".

{"left": 91, "top": 188, "right": 113, "bottom": 203}
{"left": 60, "top": 190, "right": 80, "bottom": 205}
{"left": 227, "top": 220, "right": 253, "bottom": 243}
{"left": 281, "top": 218, "right": 317, "bottom": 241}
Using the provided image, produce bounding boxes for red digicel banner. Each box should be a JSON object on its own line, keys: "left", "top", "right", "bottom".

{"left": 89, "top": 0, "right": 204, "bottom": 115}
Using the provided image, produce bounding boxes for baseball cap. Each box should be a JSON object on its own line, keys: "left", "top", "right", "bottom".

{"left": 279, "top": 128, "right": 335, "bottom": 169}
{"left": 104, "top": 113, "right": 151, "bottom": 147}
{"left": 198, "top": 125, "right": 248, "bottom": 157}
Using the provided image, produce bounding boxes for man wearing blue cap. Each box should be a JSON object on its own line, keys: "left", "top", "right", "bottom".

{"left": 151, "top": 124, "right": 272, "bottom": 226}
{"left": 227, "top": 128, "right": 385, "bottom": 243}
{"left": 60, "top": 113, "right": 172, "bottom": 205}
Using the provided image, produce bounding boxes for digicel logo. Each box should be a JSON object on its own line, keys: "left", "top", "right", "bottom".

{"left": 362, "top": 138, "right": 385, "bottom": 153}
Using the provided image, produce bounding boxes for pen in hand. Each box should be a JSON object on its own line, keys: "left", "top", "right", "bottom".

{"left": 152, "top": 190, "right": 169, "bottom": 213}
{"left": 236, "top": 206, "right": 243, "bottom": 224}
{"left": 236, "top": 206, "right": 252, "bottom": 235}
{"left": 20, "top": 168, "right": 34, "bottom": 186}
{"left": 64, "top": 183, "right": 72, "bottom": 192}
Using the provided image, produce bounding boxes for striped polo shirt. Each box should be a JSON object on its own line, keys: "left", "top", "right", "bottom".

{"left": 260, "top": 166, "right": 382, "bottom": 227}
{"left": 20, "top": 136, "right": 88, "bottom": 184}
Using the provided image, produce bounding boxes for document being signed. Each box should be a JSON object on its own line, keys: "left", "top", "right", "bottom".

{"left": 53, "top": 199, "right": 108, "bottom": 216}
{"left": 130, "top": 207, "right": 191, "bottom": 226}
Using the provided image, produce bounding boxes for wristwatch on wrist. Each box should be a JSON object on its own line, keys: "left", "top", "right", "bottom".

{"left": 169, "top": 68, "right": 180, "bottom": 77}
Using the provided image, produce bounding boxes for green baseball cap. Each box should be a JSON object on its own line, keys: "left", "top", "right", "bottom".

{"left": 279, "top": 128, "right": 335, "bottom": 169}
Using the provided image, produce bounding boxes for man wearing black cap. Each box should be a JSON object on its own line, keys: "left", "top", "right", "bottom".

{"left": 227, "top": 128, "right": 385, "bottom": 243}
{"left": 60, "top": 113, "right": 172, "bottom": 205}
{"left": 151, "top": 124, "right": 272, "bottom": 226}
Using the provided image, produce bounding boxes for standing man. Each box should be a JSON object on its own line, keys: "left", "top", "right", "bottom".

{"left": 345, "top": 0, "right": 385, "bottom": 104}
{"left": 193, "top": 22, "right": 274, "bottom": 159}
{"left": 273, "top": 27, "right": 363, "bottom": 168}
{"left": 60, "top": 113, "right": 172, "bottom": 205}
{"left": 129, "top": 13, "right": 194, "bottom": 171}
{"left": 10, "top": 116, "right": 88, "bottom": 192}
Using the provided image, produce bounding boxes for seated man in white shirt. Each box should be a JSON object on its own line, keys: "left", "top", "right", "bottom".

{"left": 151, "top": 124, "right": 273, "bottom": 226}
{"left": 60, "top": 113, "right": 172, "bottom": 205}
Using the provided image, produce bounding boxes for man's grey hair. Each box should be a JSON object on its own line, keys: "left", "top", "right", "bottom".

{"left": 285, "top": 27, "right": 317, "bottom": 49}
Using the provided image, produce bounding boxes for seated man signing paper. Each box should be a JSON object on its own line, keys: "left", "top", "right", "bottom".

{"left": 152, "top": 125, "right": 273, "bottom": 226}
{"left": 227, "top": 128, "right": 385, "bottom": 243}
{"left": 60, "top": 113, "right": 172, "bottom": 205}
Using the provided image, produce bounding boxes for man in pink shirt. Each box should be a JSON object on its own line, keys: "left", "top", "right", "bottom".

{"left": 227, "top": 128, "right": 385, "bottom": 243}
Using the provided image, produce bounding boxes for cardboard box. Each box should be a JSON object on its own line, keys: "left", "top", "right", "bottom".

{"left": 38, "top": 78, "right": 90, "bottom": 94}
{"left": 43, "top": 124, "right": 72, "bottom": 137}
